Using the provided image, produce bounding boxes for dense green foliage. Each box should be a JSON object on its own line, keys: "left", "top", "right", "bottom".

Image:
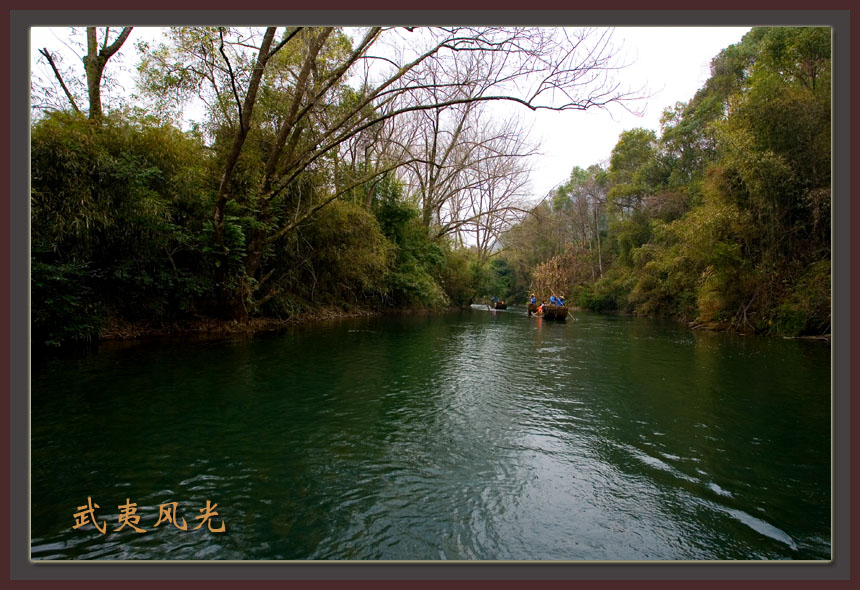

{"left": 31, "top": 113, "right": 480, "bottom": 346}
{"left": 31, "top": 112, "right": 215, "bottom": 344}
{"left": 31, "top": 26, "right": 830, "bottom": 345}
{"left": 495, "top": 27, "right": 831, "bottom": 336}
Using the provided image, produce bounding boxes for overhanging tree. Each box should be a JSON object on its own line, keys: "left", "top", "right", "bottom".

{"left": 138, "top": 25, "right": 641, "bottom": 319}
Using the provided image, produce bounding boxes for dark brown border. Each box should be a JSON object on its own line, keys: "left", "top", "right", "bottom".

{"left": 8, "top": 3, "right": 853, "bottom": 584}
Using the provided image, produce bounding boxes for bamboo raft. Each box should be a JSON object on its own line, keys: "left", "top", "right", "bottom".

{"left": 527, "top": 303, "right": 568, "bottom": 320}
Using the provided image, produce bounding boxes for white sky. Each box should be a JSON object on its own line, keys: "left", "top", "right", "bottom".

{"left": 526, "top": 26, "right": 750, "bottom": 199}
{"left": 30, "top": 25, "right": 751, "bottom": 202}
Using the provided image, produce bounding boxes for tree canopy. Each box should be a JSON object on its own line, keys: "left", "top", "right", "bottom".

{"left": 497, "top": 26, "right": 831, "bottom": 337}
{"left": 31, "top": 25, "right": 830, "bottom": 345}
{"left": 31, "top": 25, "right": 643, "bottom": 344}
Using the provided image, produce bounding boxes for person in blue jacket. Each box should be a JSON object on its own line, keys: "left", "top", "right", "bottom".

{"left": 558, "top": 294, "right": 565, "bottom": 306}
{"left": 530, "top": 293, "right": 536, "bottom": 305}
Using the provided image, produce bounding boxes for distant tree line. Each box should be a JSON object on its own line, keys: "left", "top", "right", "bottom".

{"left": 496, "top": 27, "right": 831, "bottom": 337}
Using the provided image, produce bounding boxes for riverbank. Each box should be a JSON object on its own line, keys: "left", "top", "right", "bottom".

{"left": 97, "top": 305, "right": 468, "bottom": 342}
{"left": 99, "top": 307, "right": 383, "bottom": 341}
{"left": 688, "top": 319, "right": 830, "bottom": 341}
{"left": 69, "top": 304, "right": 832, "bottom": 346}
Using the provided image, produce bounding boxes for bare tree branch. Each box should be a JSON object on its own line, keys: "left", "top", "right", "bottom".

{"left": 101, "top": 27, "right": 133, "bottom": 59}
{"left": 219, "top": 27, "right": 244, "bottom": 126}
{"left": 267, "top": 26, "right": 303, "bottom": 59}
{"left": 37, "top": 48, "right": 80, "bottom": 113}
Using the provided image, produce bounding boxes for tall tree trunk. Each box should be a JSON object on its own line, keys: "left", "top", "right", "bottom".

{"left": 213, "top": 27, "right": 278, "bottom": 240}
{"left": 207, "top": 28, "right": 278, "bottom": 321}
{"left": 594, "top": 209, "right": 603, "bottom": 277}
{"left": 241, "top": 29, "right": 330, "bottom": 315}
{"left": 82, "top": 27, "right": 132, "bottom": 120}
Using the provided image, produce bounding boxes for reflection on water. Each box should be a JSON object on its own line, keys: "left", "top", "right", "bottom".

{"left": 31, "top": 308, "right": 830, "bottom": 560}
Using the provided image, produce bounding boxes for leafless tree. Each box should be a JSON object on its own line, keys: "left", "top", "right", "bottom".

{"left": 424, "top": 114, "right": 537, "bottom": 258}
{"left": 552, "top": 163, "right": 610, "bottom": 279}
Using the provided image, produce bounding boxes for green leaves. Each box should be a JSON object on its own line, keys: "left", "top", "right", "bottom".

{"left": 31, "top": 110, "right": 216, "bottom": 341}
{"left": 31, "top": 259, "right": 104, "bottom": 346}
{"left": 496, "top": 27, "right": 830, "bottom": 336}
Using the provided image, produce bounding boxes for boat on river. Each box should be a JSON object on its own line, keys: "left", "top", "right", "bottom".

{"left": 493, "top": 301, "right": 508, "bottom": 310}
{"left": 528, "top": 303, "right": 568, "bottom": 320}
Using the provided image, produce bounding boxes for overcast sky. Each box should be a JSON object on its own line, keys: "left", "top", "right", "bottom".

{"left": 30, "top": 25, "right": 751, "bottom": 202}
{"left": 526, "top": 26, "right": 750, "bottom": 199}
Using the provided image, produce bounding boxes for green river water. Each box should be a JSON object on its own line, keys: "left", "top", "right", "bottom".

{"left": 31, "top": 307, "right": 831, "bottom": 560}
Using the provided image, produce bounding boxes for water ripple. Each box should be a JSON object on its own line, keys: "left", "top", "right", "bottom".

{"left": 31, "top": 310, "right": 830, "bottom": 560}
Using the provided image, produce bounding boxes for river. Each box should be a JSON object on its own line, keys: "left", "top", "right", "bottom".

{"left": 30, "top": 307, "right": 831, "bottom": 560}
